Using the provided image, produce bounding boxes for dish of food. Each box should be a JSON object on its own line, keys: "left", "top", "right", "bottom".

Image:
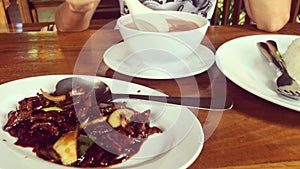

{"left": 216, "top": 34, "right": 300, "bottom": 112}
{"left": 0, "top": 75, "right": 204, "bottom": 169}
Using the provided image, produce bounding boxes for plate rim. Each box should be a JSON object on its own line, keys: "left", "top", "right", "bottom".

{"left": 103, "top": 42, "right": 215, "bottom": 79}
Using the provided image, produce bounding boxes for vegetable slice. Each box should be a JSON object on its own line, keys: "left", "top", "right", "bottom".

{"left": 42, "top": 107, "right": 63, "bottom": 112}
{"left": 53, "top": 130, "right": 78, "bottom": 165}
{"left": 40, "top": 88, "right": 66, "bottom": 102}
{"left": 77, "top": 134, "right": 94, "bottom": 157}
{"left": 108, "top": 108, "right": 134, "bottom": 128}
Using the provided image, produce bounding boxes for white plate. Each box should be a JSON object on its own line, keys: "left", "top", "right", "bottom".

{"left": 103, "top": 42, "right": 215, "bottom": 79}
{"left": 0, "top": 75, "right": 204, "bottom": 169}
{"left": 216, "top": 34, "right": 300, "bottom": 112}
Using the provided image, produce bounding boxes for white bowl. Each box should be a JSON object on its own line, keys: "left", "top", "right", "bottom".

{"left": 117, "top": 11, "right": 209, "bottom": 66}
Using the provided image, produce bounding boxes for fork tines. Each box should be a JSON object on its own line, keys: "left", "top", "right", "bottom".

{"left": 277, "top": 88, "right": 300, "bottom": 100}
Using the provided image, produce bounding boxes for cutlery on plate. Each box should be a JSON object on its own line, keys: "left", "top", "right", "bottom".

{"left": 266, "top": 40, "right": 300, "bottom": 99}
{"left": 56, "top": 77, "right": 234, "bottom": 111}
{"left": 257, "top": 41, "right": 300, "bottom": 100}
{"left": 276, "top": 82, "right": 300, "bottom": 100}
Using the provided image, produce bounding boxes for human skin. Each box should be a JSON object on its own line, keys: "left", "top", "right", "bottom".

{"left": 243, "top": 0, "right": 292, "bottom": 32}
{"left": 55, "top": 0, "right": 101, "bottom": 32}
{"left": 55, "top": 0, "right": 293, "bottom": 32}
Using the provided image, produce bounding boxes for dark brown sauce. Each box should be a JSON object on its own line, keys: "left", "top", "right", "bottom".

{"left": 3, "top": 85, "right": 162, "bottom": 168}
{"left": 125, "top": 18, "right": 199, "bottom": 32}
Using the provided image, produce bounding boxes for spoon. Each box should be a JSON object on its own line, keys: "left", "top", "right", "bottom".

{"left": 264, "top": 40, "right": 291, "bottom": 86}
{"left": 257, "top": 41, "right": 292, "bottom": 87}
{"left": 55, "top": 77, "right": 233, "bottom": 111}
{"left": 124, "top": 0, "right": 170, "bottom": 32}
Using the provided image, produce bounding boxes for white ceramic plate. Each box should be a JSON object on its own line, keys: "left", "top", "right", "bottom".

{"left": 0, "top": 75, "right": 204, "bottom": 169}
{"left": 216, "top": 34, "right": 300, "bottom": 112}
{"left": 103, "top": 42, "right": 215, "bottom": 79}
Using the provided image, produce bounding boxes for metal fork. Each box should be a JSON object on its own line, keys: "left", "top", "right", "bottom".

{"left": 276, "top": 81, "right": 300, "bottom": 100}
{"left": 266, "top": 40, "right": 300, "bottom": 100}
{"left": 257, "top": 41, "right": 300, "bottom": 100}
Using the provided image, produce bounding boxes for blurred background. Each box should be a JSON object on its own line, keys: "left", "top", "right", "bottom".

{"left": 7, "top": 0, "right": 248, "bottom": 24}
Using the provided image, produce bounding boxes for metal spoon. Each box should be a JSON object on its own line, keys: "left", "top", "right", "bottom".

{"left": 124, "top": 0, "right": 169, "bottom": 32}
{"left": 257, "top": 42, "right": 291, "bottom": 86}
{"left": 55, "top": 77, "right": 233, "bottom": 111}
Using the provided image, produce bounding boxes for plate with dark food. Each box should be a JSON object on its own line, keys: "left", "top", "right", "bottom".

{"left": 0, "top": 75, "right": 204, "bottom": 169}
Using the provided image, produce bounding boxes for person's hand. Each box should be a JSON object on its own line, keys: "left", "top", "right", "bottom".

{"left": 66, "top": 0, "right": 101, "bottom": 13}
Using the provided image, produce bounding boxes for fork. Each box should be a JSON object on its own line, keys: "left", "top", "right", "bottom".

{"left": 257, "top": 41, "right": 300, "bottom": 100}
{"left": 266, "top": 40, "right": 300, "bottom": 99}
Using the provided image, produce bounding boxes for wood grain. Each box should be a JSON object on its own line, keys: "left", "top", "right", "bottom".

{"left": 0, "top": 23, "right": 300, "bottom": 169}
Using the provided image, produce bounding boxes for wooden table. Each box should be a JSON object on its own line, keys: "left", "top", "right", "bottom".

{"left": 0, "top": 23, "right": 300, "bottom": 169}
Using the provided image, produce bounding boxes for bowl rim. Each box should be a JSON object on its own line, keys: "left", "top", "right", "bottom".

{"left": 116, "top": 11, "right": 210, "bottom": 34}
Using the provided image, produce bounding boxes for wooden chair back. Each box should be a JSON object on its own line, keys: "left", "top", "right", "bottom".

{"left": 92, "top": 0, "right": 120, "bottom": 20}
{"left": 0, "top": 0, "right": 10, "bottom": 32}
{"left": 211, "top": 0, "right": 250, "bottom": 25}
{"left": 17, "top": 0, "right": 63, "bottom": 23}
{"left": 290, "top": 0, "right": 300, "bottom": 23}
{"left": 17, "top": 0, "right": 120, "bottom": 23}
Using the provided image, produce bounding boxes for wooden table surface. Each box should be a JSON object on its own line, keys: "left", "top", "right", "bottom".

{"left": 0, "top": 22, "right": 300, "bottom": 169}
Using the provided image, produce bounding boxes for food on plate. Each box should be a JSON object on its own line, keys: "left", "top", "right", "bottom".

{"left": 283, "top": 38, "right": 300, "bottom": 84}
{"left": 3, "top": 79, "right": 163, "bottom": 167}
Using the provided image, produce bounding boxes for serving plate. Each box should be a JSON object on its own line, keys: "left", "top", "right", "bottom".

{"left": 216, "top": 34, "right": 300, "bottom": 112}
{"left": 103, "top": 42, "right": 215, "bottom": 79}
{"left": 0, "top": 75, "right": 204, "bottom": 169}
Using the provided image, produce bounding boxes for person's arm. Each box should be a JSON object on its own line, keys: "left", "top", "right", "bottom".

{"left": 55, "top": 0, "right": 101, "bottom": 32}
{"left": 243, "top": 0, "right": 292, "bottom": 32}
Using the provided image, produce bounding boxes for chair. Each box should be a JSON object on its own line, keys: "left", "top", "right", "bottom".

{"left": 0, "top": 0, "right": 10, "bottom": 32}
{"left": 92, "top": 0, "right": 120, "bottom": 20}
{"left": 211, "top": 0, "right": 250, "bottom": 25}
{"left": 290, "top": 0, "right": 300, "bottom": 23}
{"left": 17, "top": 0, "right": 120, "bottom": 23}
{"left": 17, "top": 0, "right": 63, "bottom": 23}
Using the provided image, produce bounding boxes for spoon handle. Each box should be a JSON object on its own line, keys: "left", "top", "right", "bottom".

{"left": 266, "top": 40, "right": 287, "bottom": 70}
{"left": 125, "top": 0, "right": 153, "bottom": 14}
{"left": 112, "top": 94, "right": 234, "bottom": 110}
{"left": 257, "top": 42, "right": 283, "bottom": 70}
